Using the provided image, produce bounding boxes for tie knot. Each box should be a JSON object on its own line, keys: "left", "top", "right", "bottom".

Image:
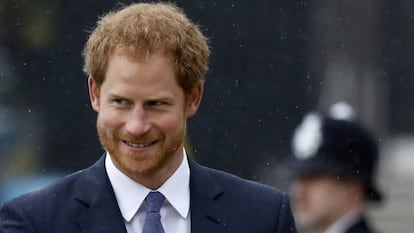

{"left": 145, "top": 191, "right": 165, "bottom": 213}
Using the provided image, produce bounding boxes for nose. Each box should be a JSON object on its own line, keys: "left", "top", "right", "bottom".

{"left": 125, "top": 106, "right": 151, "bottom": 135}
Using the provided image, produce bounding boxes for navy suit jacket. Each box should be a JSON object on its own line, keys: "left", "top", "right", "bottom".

{"left": 0, "top": 156, "right": 297, "bottom": 233}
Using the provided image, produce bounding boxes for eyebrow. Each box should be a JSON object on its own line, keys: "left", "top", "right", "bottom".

{"left": 107, "top": 93, "right": 126, "bottom": 99}
{"left": 107, "top": 92, "right": 175, "bottom": 102}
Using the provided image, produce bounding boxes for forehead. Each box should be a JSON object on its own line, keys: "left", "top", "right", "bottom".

{"left": 296, "top": 174, "right": 344, "bottom": 185}
{"left": 100, "top": 48, "right": 182, "bottom": 94}
{"left": 105, "top": 48, "right": 174, "bottom": 76}
{"left": 119, "top": 49, "right": 175, "bottom": 80}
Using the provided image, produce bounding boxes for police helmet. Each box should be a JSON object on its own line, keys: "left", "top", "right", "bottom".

{"left": 291, "top": 102, "right": 383, "bottom": 202}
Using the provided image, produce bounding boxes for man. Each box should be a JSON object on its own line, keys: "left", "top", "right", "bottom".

{"left": 0, "top": 2, "right": 296, "bottom": 233}
{"left": 289, "top": 102, "right": 383, "bottom": 233}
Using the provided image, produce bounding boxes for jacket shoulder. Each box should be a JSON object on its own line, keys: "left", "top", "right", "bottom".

{"left": 1, "top": 168, "right": 87, "bottom": 216}
{"left": 189, "top": 160, "right": 297, "bottom": 233}
{"left": 190, "top": 160, "right": 287, "bottom": 207}
{"left": 202, "top": 163, "right": 283, "bottom": 194}
{"left": 0, "top": 169, "right": 89, "bottom": 232}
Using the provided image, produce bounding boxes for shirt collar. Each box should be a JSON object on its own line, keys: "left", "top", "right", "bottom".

{"left": 105, "top": 150, "right": 190, "bottom": 222}
{"left": 325, "top": 210, "right": 362, "bottom": 233}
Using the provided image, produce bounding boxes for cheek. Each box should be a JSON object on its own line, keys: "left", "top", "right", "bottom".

{"left": 312, "top": 185, "right": 341, "bottom": 207}
{"left": 304, "top": 185, "right": 328, "bottom": 206}
{"left": 157, "top": 114, "right": 186, "bottom": 133}
{"left": 98, "top": 110, "right": 124, "bottom": 129}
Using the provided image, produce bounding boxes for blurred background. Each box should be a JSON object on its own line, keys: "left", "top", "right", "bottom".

{"left": 0, "top": 0, "right": 413, "bottom": 232}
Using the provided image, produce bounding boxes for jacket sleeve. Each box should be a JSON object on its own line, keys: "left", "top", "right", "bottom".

{"left": 275, "top": 193, "right": 297, "bottom": 233}
{"left": 0, "top": 200, "right": 37, "bottom": 233}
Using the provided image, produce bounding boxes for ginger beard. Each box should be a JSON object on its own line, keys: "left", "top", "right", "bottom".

{"left": 96, "top": 113, "right": 185, "bottom": 177}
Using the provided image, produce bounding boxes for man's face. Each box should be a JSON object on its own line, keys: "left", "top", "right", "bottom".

{"left": 88, "top": 49, "right": 202, "bottom": 187}
{"left": 290, "top": 174, "right": 356, "bottom": 232}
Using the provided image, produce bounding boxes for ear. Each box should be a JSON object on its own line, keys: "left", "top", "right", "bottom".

{"left": 88, "top": 76, "right": 100, "bottom": 112}
{"left": 185, "top": 83, "right": 204, "bottom": 118}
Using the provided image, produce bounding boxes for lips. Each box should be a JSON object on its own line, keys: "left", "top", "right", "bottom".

{"left": 123, "top": 140, "right": 157, "bottom": 148}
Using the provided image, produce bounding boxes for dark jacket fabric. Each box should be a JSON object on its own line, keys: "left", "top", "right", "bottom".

{"left": 0, "top": 156, "right": 297, "bottom": 233}
{"left": 344, "top": 218, "right": 377, "bottom": 233}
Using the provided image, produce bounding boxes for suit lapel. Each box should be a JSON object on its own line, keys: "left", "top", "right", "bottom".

{"left": 72, "top": 156, "right": 231, "bottom": 233}
{"left": 74, "top": 156, "right": 127, "bottom": 233}
{"left": 189, "top": 160, "right": 229, "bottom": 233}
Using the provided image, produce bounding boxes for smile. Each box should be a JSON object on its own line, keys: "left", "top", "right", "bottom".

{"left": 123, "top": 140, "right": 157, "bottom": 148}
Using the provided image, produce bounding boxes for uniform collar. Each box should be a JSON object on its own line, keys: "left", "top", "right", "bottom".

{"left": 325, "top": 209, "right": 362, "bottom": 233}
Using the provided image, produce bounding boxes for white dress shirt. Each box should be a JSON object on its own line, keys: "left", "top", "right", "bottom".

{"left": 325, "top": 210, "right": 362, "bottom": 233}
{"left": 105, "top": 150, "right": 191, "bottom": 233}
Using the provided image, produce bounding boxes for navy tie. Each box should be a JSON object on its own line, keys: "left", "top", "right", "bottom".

{"left": 142, "top": 191, "right": 166, "bottom": 233}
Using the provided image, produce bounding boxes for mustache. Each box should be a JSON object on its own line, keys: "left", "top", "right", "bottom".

{"left": 96, "top": 120, "right": 163, "bottom": 142}
{"left": 117, "top": 131, "right": 157, "bottom": 142}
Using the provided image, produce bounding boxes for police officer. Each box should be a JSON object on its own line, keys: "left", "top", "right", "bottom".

{"left": 289, "top": 102, "right": 383, "bottom": 233}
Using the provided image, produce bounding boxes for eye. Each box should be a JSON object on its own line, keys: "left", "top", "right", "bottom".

{"left": 147, "top": 100, "right": 165, "bottom": 106}
{"left": 114, "top": 98, "right": 129, "bottom": 106}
